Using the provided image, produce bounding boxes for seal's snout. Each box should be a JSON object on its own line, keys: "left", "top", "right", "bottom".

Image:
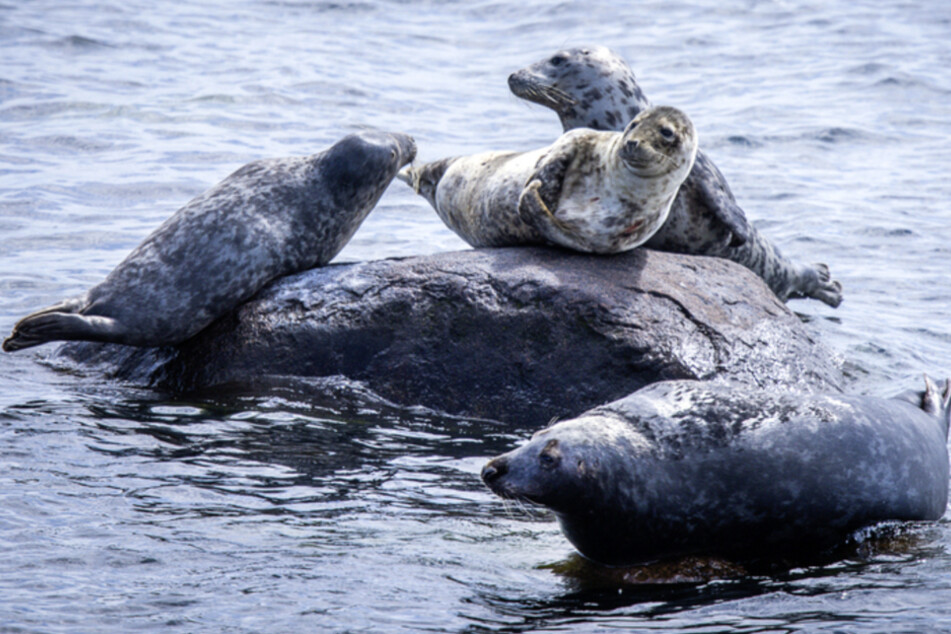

{"left": 392, "top": 132, "right": 417, "bottom": 165}
{"left": 481, "top": 457, "right": 508, "bottom": 485}
{"left": 507, "top": 71, "right": 524, "bottom": 94}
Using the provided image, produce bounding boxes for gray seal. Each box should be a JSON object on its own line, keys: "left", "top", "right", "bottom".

{"left": 3, "top": 130, "right": 416, "bottom": 351}
{"left": 399, "top": 106, "right": 698, "bottom": 254}
{"left": 482, "top": 377, "right": 950, "bottom": 565}
{"left": 509, "top": 46, "right": 843, "bottom": 308}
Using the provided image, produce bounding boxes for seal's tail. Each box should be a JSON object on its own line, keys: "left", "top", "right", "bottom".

{"left": 921, "top": 375, "right": 951, "bottom": 439}
{"left": 396, "top": 158, "right": 454, "bottom": 211}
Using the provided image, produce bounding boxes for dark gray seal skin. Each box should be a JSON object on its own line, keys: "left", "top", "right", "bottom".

{"left": 509, "top": 46, "right": 843, "bottom": 308}
{"left": 482, "top": 377, "right": 950, "bottom": 566}
{"left": 3, "top": 130, "right": 416, "bottom": 351}
{"left": 399, "top": 106, "right": 698, "bottom": 254}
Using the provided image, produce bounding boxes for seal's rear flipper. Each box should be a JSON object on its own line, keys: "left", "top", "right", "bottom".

{"left": 691, "top": 152, "right": 751, "bottom": 247}
{"left": 807, "top": 263, "right": 843, "bottom": 308}
{"left": 922, "top": 375, "right": 951, "bottom": 439}
{"left": 3, "top": 312, "right": 120, "bottom": 352}
{"left": 397, "top": 158, "right": 455, "bottom": 210}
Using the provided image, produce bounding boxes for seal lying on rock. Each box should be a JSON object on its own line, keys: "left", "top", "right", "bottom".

{"left": 399, "top": 106, "right": 698, "bottom": 254}
{"left": 4, "top": 130, "right": 416, "bottom": 351}
{"left": 482, "top": 377, "right": 950, "bottom": 565}
{"left": 509, "top": 46, "right": 843, "bottom": 307}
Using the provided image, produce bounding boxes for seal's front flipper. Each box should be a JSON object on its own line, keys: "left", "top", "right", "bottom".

{"left": 397, "top": 158, "right": 455, "bottom": 210}
{"left": 519, "top": 145, "right": 575, "bottom": 233}
{"left": 519, "top": 180, "right": 570, "bottom": 232}
{"left": 527, "top": 146, "right": 574, "bottom": 205}
{"left": 691, "top": 151, "right": 751, "bottom": 247}
{"left": 3, "top": 312, "right": 121, "bottom": 352}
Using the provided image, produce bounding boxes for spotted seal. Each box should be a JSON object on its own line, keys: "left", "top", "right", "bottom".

{"left": 482, "top": 377, "right": 950, "bottom": 565}
{"left": 399, "top": 106, "right": 698, "bottom": 254}
{"left": 3, "top": 130, "right": 416, "bottom": 351}
{"left": 509, "top": 46, "right": 843, "bottom": 308}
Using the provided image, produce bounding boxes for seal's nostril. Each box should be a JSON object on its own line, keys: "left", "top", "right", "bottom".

{"left": 481, "top": 458, "right": 508, "bottom": 483}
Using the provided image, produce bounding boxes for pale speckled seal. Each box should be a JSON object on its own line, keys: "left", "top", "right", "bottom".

{"left": 3, "top": 130, "right": 416, "bottom": 351}
{"left": 509, "top": 46, "right": 843, "bottom": 308}
{"left": 482, "top": 377, "right": 950, "bottom": 565}
{"left": 399, "top": 106, "right": 698, "bottom": 254}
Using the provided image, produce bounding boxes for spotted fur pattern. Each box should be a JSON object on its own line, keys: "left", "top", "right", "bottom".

{"left": 510, "top": 46, "right": 843, "bottom": 307}
{"left": 483, "top": 377, "right": 950, "bottom": 565}
{"left": 3, "top": 131, "right": 416, "bottom": 351}
{"left": 399, "top": 106, "right": 697, "bottom": 254}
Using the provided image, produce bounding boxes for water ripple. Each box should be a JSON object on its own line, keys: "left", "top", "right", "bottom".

{"left": 1, "top": 0, "right": 951, "bottom": 631}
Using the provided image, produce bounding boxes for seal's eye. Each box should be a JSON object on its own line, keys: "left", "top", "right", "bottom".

{"left": 539, "top": 438, "right": 561, "bottom": 468}
{"left": 660, "top": 126, "right": 675, "bottom": 140}
{"left": 550, "top": 55, "right": 566, "bottom": 66}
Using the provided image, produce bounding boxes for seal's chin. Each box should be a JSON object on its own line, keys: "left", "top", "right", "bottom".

{"left": 483, "top": 478, "right": 544, "bottom": 506}
{"left": 487, "top": 483, "right": 539, "bottom": 505}
{"left": 508, "top": 72, "right": 576, "bottom": 110}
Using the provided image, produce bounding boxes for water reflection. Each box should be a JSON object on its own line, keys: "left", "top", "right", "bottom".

{"left": 75, "top": 379, "right": 520, "bottom": 522}
{"left": 461, "top": 518, "right": 950, "bottom": 631}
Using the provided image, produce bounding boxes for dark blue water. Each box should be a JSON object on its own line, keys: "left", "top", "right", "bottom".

{"left": 2, "top": 1, "right": 950, "bottom": 631}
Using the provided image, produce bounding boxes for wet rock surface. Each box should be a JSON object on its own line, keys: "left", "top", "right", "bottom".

{"left": 56, "top": 247, "right": 843, "bottom": 425}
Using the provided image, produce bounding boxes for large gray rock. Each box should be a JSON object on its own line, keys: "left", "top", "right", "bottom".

{"left": 56, "top": 247, "right": 843, "bottom": 425}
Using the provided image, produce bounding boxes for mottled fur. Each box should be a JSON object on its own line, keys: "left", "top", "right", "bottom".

{"left": 399, "top": 106, "right": 698, "bottom": 254}
{"left": 510, "top": 46, "right": 842, "bottom": 307}
{"left": 483, "top": 377, "right": 951, "bottom": 565}
{"left": 4, "top": 131, "right": 416, "bottom": 351}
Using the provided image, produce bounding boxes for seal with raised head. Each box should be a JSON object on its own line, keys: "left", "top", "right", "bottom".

{"left": 509, "top": 46, "right": 843, "bottom": 308}
{"left": 399, "top": 106, "right": 698, "bottom": 254}
{"left": 3, "top": 130, "right": 416, "bottom": 351}
{"left": 482, "top": 377, "right": 950, "bottom": 566}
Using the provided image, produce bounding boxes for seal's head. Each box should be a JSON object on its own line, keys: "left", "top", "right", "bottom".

{"left": 482, "top": 416, "right": 638, "bottom": 514}
{"left": 319, "top": 129, "right": 416, "bottom": 209}
{"left": 324, "top": 130, "right": 416, "bottom": 182}
{"left": 508, "top": 46, "right": 651, "bottom": 131}
{"left": 617, "top": 106, "right": 698, "bottom": 179}
{"left": 482, "top": 415, "right": 650, "bottom": 564}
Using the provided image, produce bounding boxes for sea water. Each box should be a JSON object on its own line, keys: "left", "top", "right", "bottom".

{"left": 1, "top": 1, "right": 950, "bottom": 631}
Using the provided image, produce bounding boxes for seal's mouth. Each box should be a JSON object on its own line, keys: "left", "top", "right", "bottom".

{"left": 397, "top": 134, "right": 417, "bottom": 166}
{"left": 508, "top": 71, "right": 576, "bottom": 109}
{"left": 481, "top": 457, "right": 540, "bottom": 504}
{"left": 621, "top": 141, "right": 673, "bottom": 174}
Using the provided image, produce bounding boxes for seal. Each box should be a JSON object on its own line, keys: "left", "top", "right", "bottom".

{"left": 482, "top": 377, "right": 950, "bottom": 565}
{"left": 399, "top": 106, "right": 698, "bottom": 254}
{"left": 509, "top": 46, "right": 843, "bottom": 308}
{"left": 3, "top": 130, "right": 416, "bottom": 351}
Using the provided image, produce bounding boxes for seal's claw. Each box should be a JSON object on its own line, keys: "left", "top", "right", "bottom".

{"left": 519, "top": 179, "right": 568, "bottom": 232}
{"left": 814, "top": 279, "right": 843, "bottom": 308}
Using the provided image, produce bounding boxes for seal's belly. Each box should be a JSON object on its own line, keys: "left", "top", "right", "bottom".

{"left": 435, "top": 150, "right": 545, "bottom": 247}
{"left": 553, "top": 175, "right": 673, "bottom": 253}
